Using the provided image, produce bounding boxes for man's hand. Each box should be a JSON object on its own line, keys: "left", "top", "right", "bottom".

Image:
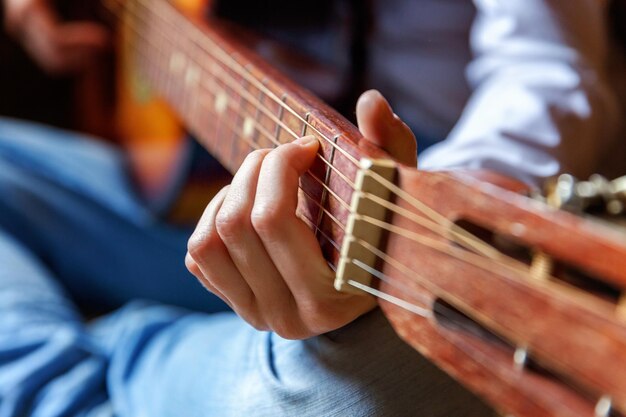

{"left": 4, "top": 0, "right": 110, "bottom": 74}
{"left": 186, "top": 90, "right": 416, "bottom": 339}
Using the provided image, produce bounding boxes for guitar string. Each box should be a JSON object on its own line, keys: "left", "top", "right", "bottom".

{"left": 114, "top": 3, "right": 510, "bottom": 266}
{"left": 326, "top": 258, "right": 435, "bottom": 320}
{"left": 364, "top": 170, "right": 529, "bottom": 272}
{"left": 348, "top": 257, "right": 434, "bottom": 312}
{"left": 360, "top": 191, "right": 504, "bottom": 261}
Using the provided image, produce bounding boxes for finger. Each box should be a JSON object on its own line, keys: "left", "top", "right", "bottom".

{"left": 253, "top": 136, "right": 375, "bottom": 336}
{"left": 254, "top": 136, "right": 320, "bottom": 217}
{"left": 356, "top": 89, "right": 417, "bottom": 166}
{"left": 187, "top": 186, "right": 264, "bottom": 328}
{"left": 184, "top": 252, "right": 232, "bottom": 309}
{"left": 186, "top": 186, "right": 232, "bottom": 299}
{"left": 216, "top": 150, "right": 299, "bottom": 331}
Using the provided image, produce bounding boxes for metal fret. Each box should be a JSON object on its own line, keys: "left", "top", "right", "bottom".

{"left": 210, "top": 61, "right": 227, "bottom": 152}
{"left": 300, "top": 112, "right": 310, "bottom": 137}
{"left": 228, "top": 65, "right": 249, "bottom": 168}
{"left": 248, "top": 81, "right": 265, "bottom": 149}
{"left": 274, "top": 93, "right": 288, "bottom": 147}
{"left": 314, "top": 132, "right": 338, "bottom": 240}
{"left": 171, "top": 28, "right": 186, "bottom": 112}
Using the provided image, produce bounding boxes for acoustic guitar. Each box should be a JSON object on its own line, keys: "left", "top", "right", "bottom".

{"left": 95, "top": 0, "right": 626, "bottom": 416}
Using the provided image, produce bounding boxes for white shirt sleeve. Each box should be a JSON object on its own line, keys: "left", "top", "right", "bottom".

{"left": 418, "top": 0, "right": 620, "bottom": 185}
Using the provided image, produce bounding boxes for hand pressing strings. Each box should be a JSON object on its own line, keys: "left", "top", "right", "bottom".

{"left": 186, "top": 90, "right": 417, "bottom": 339}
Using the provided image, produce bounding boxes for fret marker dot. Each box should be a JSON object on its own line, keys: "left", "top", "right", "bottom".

{"left": 243, "top": 117, "right": 255, "bottom": 137}
{"left": 185, "top": 65, "right": 200, "bottom": 87}
{"left": 215, "top": 93, "right": 228, "bottom": 114}
{"left": 169, "top": 52, "right": 186, "bottom": 74}
{"left": 513, "top": 346, "right": 527, "bottom": 370}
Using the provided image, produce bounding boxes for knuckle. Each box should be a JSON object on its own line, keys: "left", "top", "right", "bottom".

{"left": 215, "top": 206, "right": 250, "bottom": 241}
{"left": 187, "top": 227, "right": 221, "bottom": 259}
{"left": 245, "top": 149, "right": 270, "bottom": 165}
{"left": 262, "top": 150, "right": 286, "bottom": 170}
{"left": 184, "top": 252, "right": 199, "bottom": 274}
{"left": 250, "top": 203, "right": 284, "bottom": 236}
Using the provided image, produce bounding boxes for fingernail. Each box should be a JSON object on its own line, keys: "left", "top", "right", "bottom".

{"left": 361, "top": 89, "right": 394, "bottom": 119}
{"left": 357, "top": 89, "right": 381, "bottom": 110}
{"left": 296, "top": 135, "right": 318, "bottom": 147}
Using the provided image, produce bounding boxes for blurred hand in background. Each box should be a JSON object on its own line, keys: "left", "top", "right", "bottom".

{"left": 3, "top": 0, "right": 110, "bottom": 74}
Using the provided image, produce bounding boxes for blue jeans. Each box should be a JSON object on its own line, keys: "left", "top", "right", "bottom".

{"left": 0, "top": 118, "right": 489, "bottom": 416}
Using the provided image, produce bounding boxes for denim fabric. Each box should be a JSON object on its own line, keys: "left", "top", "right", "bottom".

{"left": 0, "top": 118, "right": 491, "bottom": 416}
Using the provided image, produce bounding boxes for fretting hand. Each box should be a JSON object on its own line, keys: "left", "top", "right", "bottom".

{"left": 3, "top": 0, "right": 110, "bottom": 74}
{"left": 186, "top": 90, "right": 416, "bottom": 339}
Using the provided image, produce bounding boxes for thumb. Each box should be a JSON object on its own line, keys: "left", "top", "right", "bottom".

{"left": 356, "top": 90, "right": 417, "bottom": 166}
